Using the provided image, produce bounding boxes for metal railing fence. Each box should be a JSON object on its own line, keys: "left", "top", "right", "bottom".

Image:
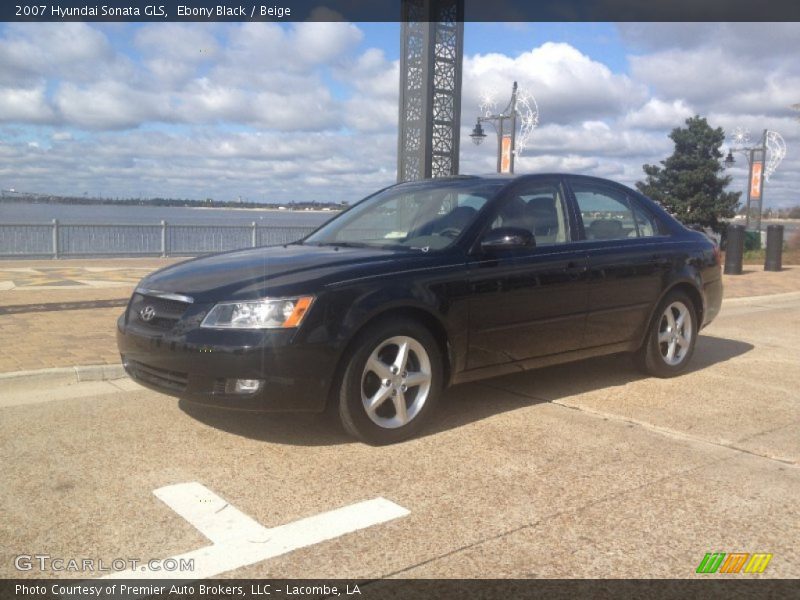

{"left": 0, "top": 220, "right": 317, "bottom": 259}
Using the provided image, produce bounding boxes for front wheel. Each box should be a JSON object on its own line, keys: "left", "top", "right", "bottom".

{"left": 338, "top": 318, "right": 443, "bottom": 445}
{"left": 635, "top": 291, "right": 698, "bottom": 377}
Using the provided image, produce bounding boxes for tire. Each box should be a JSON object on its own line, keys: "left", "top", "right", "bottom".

{"left": 338, "top": 317, "right": 443, "bottom": 445}
{"left": 635, "top": 291, "right": 698, "bottom": 378}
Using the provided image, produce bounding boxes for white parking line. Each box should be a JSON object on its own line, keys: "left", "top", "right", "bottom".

{"left": 102, "top": 482, "right": 410, "bottom": 580}
{"left": 153, "top": 482, "right": 270, "bottom": 545}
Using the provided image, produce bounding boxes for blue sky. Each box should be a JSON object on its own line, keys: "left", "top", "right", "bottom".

{"left": 0, "top": 21, "right": 798, "bottom": 207}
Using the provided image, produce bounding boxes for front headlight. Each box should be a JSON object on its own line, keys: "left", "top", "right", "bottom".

{"left": 201, "top": 296, "right": 314, "bottom": 329}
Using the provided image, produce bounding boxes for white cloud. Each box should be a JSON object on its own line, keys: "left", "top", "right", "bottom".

{"left": 622, "top": 98, "right": 694, "bottom": 129}
{"left": 291, "top": 21, "right": 363, "bottom": 65}
{"left": 626, "top": 23, "right": 800, "bottom": 119}
{"left": 210, "top": 21, "right": 362, "bottom": 87}
{"left": 134, "top": 24, "right": 220, "bottom": 87}
{"left": 0, "top": 22, "right": 798, "bottom": 208}
{"left": 135, "top": 23, "right": 220, "bottom": 62}
{"left": 618, "top": 23, "right": 800, "bottom": 60}
{"left": 0, "top": 84, "right": 55, "bottom": 122}
{"left": 630, "top": 48, "right": 751, "bottom": 107}
{"left": 54, "top": 81, "right": 171, "bottom": 129}
{"left": 0, "top": 127, "right": 397, "bottom": 202}
{"left": 0, "top": 21, "right": 367, "bottom": 130}
{"left": 0, "top": 23, "right": 117, "bottom": 85}
{"left": 463, "top": 42, "right": 647, "bottom": 124}
{"left": 250, "top": 89, "right": 340, "bottom": 131}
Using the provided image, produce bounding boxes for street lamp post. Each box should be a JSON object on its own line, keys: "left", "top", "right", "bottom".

{"left": 725, "top": 128, "right": 786, "bottom": 232}
{"left": 470, "top": 81, "right": 519, "bottom": 173}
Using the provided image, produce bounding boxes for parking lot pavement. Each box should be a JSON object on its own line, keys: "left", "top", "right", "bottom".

{"left": 1, "top": 292, "right": 798, "bottom": 580}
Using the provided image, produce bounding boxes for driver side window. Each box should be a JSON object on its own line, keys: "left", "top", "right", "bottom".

{"left": 490, "top": 182, "right": 569, "bottom": 245}
{"left": 335, "top": 193, "right": 422, "bottom": 242}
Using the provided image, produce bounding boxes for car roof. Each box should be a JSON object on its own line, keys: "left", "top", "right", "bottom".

{"left": 404, "top": 172, "right": 661, "bottom": 208}
{"left": 414, "top": 173, "right": 629, "bottom": 184}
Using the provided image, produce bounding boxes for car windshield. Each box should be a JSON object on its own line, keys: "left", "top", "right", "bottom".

{"left": 303, "top": 179, "right": 505, "bottom": 250}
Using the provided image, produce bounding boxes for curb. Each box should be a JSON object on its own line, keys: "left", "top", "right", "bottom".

{"left": 722, "top": 291, "right": 800, "bottom": 305}
{"left": 0, "top": 298, "right": 129, "bottom": 315}
{"left": 0, "top": 364, "right": 127, "bottom": 388}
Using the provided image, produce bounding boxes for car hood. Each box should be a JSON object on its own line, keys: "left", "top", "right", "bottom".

{"left": 139, "top": 243, "right": 434, "bottom": 301}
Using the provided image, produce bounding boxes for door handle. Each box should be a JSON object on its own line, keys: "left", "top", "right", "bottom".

{"left": 565, "top": 261, "right": 586, "bottom": 280}
{"left": 565, "top": 261, "right": 586, "bottom": 272}
{"left": 652, "top": 255, "right": 671, "bottom": 267}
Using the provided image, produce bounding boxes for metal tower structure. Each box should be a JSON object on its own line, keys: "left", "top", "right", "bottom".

{"left": 397, "top": 0, "right": 464, "bottom": 182}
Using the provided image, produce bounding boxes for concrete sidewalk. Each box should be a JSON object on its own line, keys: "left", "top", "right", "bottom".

{"left": 0, "top": 257, "right": 798, "bottom": 374}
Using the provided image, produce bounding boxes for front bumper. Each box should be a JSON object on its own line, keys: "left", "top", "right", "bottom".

{"left": 116, "top": 315, "right": 335, "bottom": 412}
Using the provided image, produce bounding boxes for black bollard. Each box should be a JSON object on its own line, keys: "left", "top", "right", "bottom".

{"left": 764, "top": 224, "right": 784, "bottom": 272}
{"left": 724, "top": 224, "right": 745, "bottom": 275}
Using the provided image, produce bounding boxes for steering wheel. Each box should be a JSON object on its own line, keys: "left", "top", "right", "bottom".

{"left": 438, "top": 227, "right": 461, "bottom": 238}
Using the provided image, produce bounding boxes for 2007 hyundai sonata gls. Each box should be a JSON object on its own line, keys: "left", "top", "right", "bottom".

{"left": 118, "top": 174, "right": 722, "bottom": 444}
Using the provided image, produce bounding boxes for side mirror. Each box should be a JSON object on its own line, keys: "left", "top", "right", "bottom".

{"left": 480, "top": 227, "right": 535, "bottom": 252}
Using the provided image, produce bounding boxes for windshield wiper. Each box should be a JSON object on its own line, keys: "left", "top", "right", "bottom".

{"left": 313, "top": 241, "right": 370, "bottom": 248}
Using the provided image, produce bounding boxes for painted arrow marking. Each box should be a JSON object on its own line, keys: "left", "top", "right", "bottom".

{"left": 102, "top": 482, "right": 410, "bottom": 579}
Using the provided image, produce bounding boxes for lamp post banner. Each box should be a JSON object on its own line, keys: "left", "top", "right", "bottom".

{"left": 749, "top": 160, "right": 763, "bottom": 200}
{"left": 745, "top": 148, "right": 766, "bottom": 231}
{"left": 501, "top": 135, "right": 513, "bottom": 174}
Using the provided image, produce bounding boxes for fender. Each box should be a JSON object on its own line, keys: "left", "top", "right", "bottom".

{"left": 325, "top": 277, "right": 467, "bottom": 383}
{"left": 341, "top": 279, "right": 463, "bottom": 344}
{"left": 636, "top": 265, "right": 705, "bottom": 349}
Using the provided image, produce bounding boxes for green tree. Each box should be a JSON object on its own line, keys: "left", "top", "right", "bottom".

{"left": 636, "top": 116, "right": 741, "bottom": 233}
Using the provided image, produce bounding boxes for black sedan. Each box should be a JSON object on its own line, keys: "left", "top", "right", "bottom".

{"left": 117, "top": 174, "right": 722, "bottom": 444}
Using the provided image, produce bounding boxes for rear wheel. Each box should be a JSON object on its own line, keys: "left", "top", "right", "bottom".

{"left": 635, "top": 291, "right": 697, "bottom": 377}
{"left": 338, "top": 318, "right": 443, "bottom": 445}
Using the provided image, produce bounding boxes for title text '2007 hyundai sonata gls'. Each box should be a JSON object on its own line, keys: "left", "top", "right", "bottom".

{"left": 117, "top": 174, "right": 722, "bottom": 444}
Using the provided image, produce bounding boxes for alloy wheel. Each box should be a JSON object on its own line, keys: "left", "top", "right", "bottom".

{"left": 360, "top": 335, "right": 432, "bottom": 429}
{"left": 658, "top": 301, "right": 693, "bottom": 366}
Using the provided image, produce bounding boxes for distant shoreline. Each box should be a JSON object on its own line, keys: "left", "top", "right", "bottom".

{"left": 0, "top": 200, "right": 340, "bottom": 227}
{"left": 0, "top": 199, "right": 340, "bottom": 213}
{"left": 188, "top": 206, "right": 340, "bottom": 213}
{"left": 0, "top": 195, "right": 344, "bottom": 212}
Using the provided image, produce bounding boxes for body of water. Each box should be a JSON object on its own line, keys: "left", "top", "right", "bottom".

{"left": 0, "top": 202, "right": 335, "bottom": 227}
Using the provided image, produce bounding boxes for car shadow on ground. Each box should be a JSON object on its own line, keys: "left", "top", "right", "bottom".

{"left": 426, "top": 334, "right": 754, "bottom": 439}
{"left": 178, "top": 400, "right": 349, "bottom": 447}
{"left": 178, "top": 334, "right": 754, "bottom": 447}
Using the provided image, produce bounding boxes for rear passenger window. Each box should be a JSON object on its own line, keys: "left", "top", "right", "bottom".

{"left": 573, "top": 183, "right": 657, "bottom": 240}
{"left": 631, "top": 202, "right": 659, "bottom": 237}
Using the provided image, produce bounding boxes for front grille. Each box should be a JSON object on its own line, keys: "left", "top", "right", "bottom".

{"left": 129, "top": 293, "right": 190, "bottom": 330}
{"left": 124, "top": 358, "right": 188, "bottom": 393}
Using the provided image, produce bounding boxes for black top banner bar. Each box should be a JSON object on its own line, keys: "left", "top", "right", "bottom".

{"left": 4, "top": 0, "right": 800, "bottom": 23}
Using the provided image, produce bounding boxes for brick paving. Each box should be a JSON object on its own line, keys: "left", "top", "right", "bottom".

{"left": 0, "top": 258, "right": 181, "bottom": 373}
{"left": 0, "top": 258, "right": 797, "bottom": 374}
{"left": 0, "top": 307, "right": 123, "bottom": 372}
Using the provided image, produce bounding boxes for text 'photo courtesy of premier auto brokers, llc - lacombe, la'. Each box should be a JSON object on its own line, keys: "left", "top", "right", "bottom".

{"left": 18, "top": 583, "right": 359, "bottom": 597}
